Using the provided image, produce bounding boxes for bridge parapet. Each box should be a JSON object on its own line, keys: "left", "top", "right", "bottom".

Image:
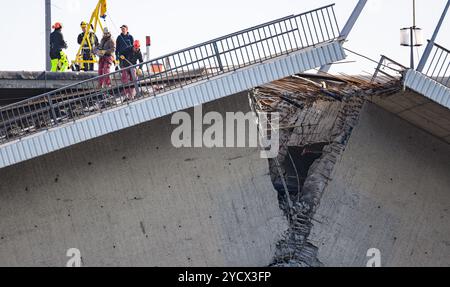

{"left": 0, "top": 4, "right": 347, "bottom": 169}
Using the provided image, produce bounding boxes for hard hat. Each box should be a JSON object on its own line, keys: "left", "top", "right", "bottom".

{"left": 80, "top": 21, "right": 87, "bottom": 27}
{"left": 133, "top": 40, "right": 141, "bottom": 49}
{"left": 52, "top": 22, "right": 62, "bottom": 30}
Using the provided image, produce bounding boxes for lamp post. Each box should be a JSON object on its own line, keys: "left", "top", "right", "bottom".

{"left": 45, "top": 0, "right": 51, "bottom": 71}
{"left": 400, "top": 0, "right": 423, "bottom": 69}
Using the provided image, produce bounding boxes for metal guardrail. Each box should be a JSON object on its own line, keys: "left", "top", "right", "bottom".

{"left": 372, "top": 55, "right": 407, "bottom": 83}
{"left": 0, "top": 4, "right": 340, "bottom": 144}
{"left": 421, "top": 41, "right": 450, "bottom": 87}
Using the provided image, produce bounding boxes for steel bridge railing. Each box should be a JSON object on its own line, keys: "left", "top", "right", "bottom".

{"left": 420, "top": 41, "right": 450, "bottom": 87}
{"left": 372, "top": 55, "right": 407, "bottom": 83}
{"left": 0, "top": 4, "right": 340, "bottom": 144}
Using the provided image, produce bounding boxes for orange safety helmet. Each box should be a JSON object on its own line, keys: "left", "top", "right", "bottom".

{"left": 52, "top": 22, "right": 62, "bottom": 30}
{"left": 133, "top": 40, "right": 141, "bottom": 49}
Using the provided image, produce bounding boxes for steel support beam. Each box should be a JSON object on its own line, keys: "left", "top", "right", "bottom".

{"left": 319, "top": 0, "right": 367, "bottom": 73}
{"left": 417, "top": 0, "right": 450, "bottom": 72}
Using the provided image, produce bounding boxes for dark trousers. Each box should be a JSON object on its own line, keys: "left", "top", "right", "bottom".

{"left": 82, "top": 51, "right": 95, "bottom": 71}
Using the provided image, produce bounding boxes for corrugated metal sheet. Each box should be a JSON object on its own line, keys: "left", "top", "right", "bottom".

{"left": 0, "top": 41, "right": 346, "bottom": 169}
{"left": 404, "top": 69, "right": 450, "bottom": 109}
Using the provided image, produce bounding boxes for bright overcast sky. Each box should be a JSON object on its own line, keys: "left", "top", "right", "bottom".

{"left": 1, "top": 0, "right": 450, "bottom": 74}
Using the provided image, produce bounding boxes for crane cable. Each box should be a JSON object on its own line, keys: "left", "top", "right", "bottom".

{"left": 106, "top": 13, "right": 131, "bottom": 49}
{"left": 343, "top": 47, "right": 405, "bottom": 73}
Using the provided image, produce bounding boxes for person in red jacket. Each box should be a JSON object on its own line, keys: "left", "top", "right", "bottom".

{"left": 120, "top": 40, "right": 144, "bottom": 100}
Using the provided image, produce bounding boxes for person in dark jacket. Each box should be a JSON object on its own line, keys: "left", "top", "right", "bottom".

{"left": 95, "top": 27, "right": 115, "bottom": 88}
{"left": 120, "top": 41, "right": 144, "bottom": 68}
{"left": 116, "top": 25, "right": 134, "bottom": 67}
{"left": 50, "top": 22, "right": 68, "bottom": 72}
{"left": 120, "top": 40, "right": 144, "bottom": 99}
{"left": 77, "top": 21, "right": 99, "bottom": 71}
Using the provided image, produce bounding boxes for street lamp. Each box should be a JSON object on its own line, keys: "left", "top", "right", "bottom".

{"left": 45, "top": 0, "right": 51, "bottom": 71}
{"left": 400, "top": 0, "right": 424, "bottom": 69}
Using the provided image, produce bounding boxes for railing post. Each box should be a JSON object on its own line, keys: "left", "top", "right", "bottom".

{"left": 0, "top": 111, "right": 7, "bottom": 142}
{"left": 131, "top": 68, "right": 141, "bottom": 98}
{"left": 47, "top": 95, "right": 58, "bottom": 125}
{"left": 212, "top": 42, "right": 224, "bottom": 72}
{"left": 372, "top": 56, "right": 385, "bottom": 83}
{"left": 417, "top": 0, "right": 450, "bottom": 72}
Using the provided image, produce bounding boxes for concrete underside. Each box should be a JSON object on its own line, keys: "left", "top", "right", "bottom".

{"left": 404, "top": 69, "right": 450, "bottom": 110}
{"left": 309, "top": 103, "right": 450, "bottom": 267}
{"left": 371, "top": 90, "right": 450, "bottom": 144}
{"left": 0, "top": 92, "right": 288, "bottom": 267}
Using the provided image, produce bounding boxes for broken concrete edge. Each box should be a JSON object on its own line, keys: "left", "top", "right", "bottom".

{"left": 0, "top": 71, "right": 98, "bottom": 81}
{"left": 252, "top": 78, "right": 402, "bottom": 267}
{"left": 0, "top": 71, "right": 99, "bottom": 91}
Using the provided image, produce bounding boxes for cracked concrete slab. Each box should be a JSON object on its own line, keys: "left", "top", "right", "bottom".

{"left": 309, "top": 103, "right": 450, "bottom": 267}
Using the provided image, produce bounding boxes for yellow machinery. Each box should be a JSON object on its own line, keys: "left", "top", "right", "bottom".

{"left": 72, "top": 0, "right": 108, "bottom": 71}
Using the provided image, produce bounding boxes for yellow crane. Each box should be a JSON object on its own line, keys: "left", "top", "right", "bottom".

{"left": 72, "top": 0, "right": 108, "bottom": 71}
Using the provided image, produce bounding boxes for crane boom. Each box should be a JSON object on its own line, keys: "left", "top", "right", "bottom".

{"left": 71, "top": 0, "right": 109, "bottom": 71}
{"left": 100, "top": 0, "right": 107, "bottom": 18}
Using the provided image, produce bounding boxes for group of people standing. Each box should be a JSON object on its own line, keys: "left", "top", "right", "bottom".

{"left": 50, "top": 22, "right": 144, "bottom": 98}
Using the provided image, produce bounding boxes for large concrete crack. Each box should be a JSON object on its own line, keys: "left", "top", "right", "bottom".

{"left": 250, "top": 75, "right": 401, "bottom": 267}
{"left": 271, "top": 98, "right": 364, "bottom": 267}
